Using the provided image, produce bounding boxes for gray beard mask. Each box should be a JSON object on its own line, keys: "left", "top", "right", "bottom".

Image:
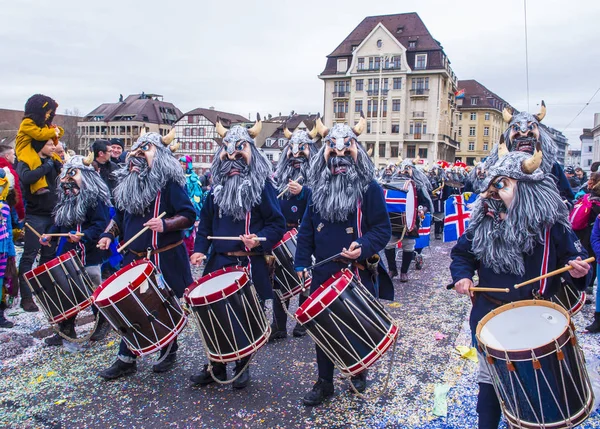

{"left": 274, "top": 156, "right": 309, "bottom": 195}
{"left": 54, "top": 171, "right": 112, "bottom": 227}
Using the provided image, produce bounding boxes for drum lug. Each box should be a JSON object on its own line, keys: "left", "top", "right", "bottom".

{"left": 506, "top": 361, "right": 515, "bottom": 372}
{"left": 486, "top": 355, "right": 495, "bottom": 365}
{"left": 556, "top": 349, "right": 565, "bottom": 361}
{"left": 532, "top": 359, "right": 541, "bottom": 370}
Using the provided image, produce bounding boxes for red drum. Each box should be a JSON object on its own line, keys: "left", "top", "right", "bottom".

{"left": 184, "top": 267, "right": 270, "bottom": 363}
{"left": 24, "top": 250, "right": 94, "bottom": 324}
{"left": 272, "top": 228, "right": 312, "bottom": 300}
{"left": 295, "top": 269, "right": 399, "bottom": 376}
{"left": 92, "top": 260, "right": 187, "bottom": 356}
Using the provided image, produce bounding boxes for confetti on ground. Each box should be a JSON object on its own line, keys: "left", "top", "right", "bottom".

{"left": 432, "top": 384, "right": 450, "bottom": 417}
{"left": 0, "top": 241, "right": 598, "bottom": 428}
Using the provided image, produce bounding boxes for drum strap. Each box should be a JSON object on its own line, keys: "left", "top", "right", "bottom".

{"left": 129, "top": 240, "right": 183, "bottom": 258}
{"left": 222, "top": 251, "right": 264, "bottom": 257}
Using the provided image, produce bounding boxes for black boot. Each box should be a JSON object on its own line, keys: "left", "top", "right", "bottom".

{"left": 90, "top": 315, "right": 111, "bottom": 341}
{"left": 0, "top": 307, "right": 14, "bottom": 328}
{"left": 269, "top": 294, "right": 288, "bottom": 342}
{"left": 586, "top": 312, "right": 600, "bottom": 332}
{"left": 292, "top": 322, "right": 307, "bottom": 337}
{"left": 477, "top": 382, "right": 501, "bottom": 429}
{"left": 153, "top": 346, "right": 177, "bottom": 373}
{"left": 190, "top": 362, "right": 227, "bottom": 386}
{"left": 232, "top": 358, "right": 251, "bottom": 389}
{"left": 45, "top": 319, "right": 75, "bottom": 346}
{"left": 98, "top": 359, "right": 137, "bottom": 380}
{"left": 350, "top": 370, "right": 368, "bottom": 393}
{"left": 303, "top": 378, "right": 335, "bottom": 406}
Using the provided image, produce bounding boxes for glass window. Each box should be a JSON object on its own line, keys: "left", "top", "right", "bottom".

{"left": 390, "top": 144, "right": 399, "bottom": 158}
{"left": 356, "top": 79, "right": 363, "bottom": 91}
{"left": 391, "top": 124, "right": 400, "bottom": 134}
{"left": 407, "top": 145, "right": 416, "bottom": 158}
{"left": 337, "top": 59, "right": 347, "bottom": 73}
{"left": 415, "top": 54, "right": 427, "bottom": 69}
{"left": 484, "top": 112, "right": 490, "bottom": 120}
{"left": 483, "top": 142, "right": 489, "bottom": 151}
{"left": 418, "top": 148, "right": 428, "bottom": 158}
{"left": 484, "top": 127, "right": 489, "bottom": 136}
{"left": 468, "top": 142, "right": 475, "bottom": 151}
{"left": 469, "top": 127, "right": 476, "bottom": 136}
{"left": 470, "top": 112, "right": 476, "bottom": 121}
{"left": 355, "top": 100, "right": 363, "bottom": 113}
{"left": 392, "top": 56, "right": 401, "bottom": 68}
{"left": 392, "top": 99, "right": 401, "bottom": 111}
{"left": 458, "top": 126, "right": 462, "bottom": 137}
{"left": 378, "top": 143, "right": 385, "bottom": 157}
{"left": 393, "top": 78, "right": 402, "bottom": 89}
{"left": 409, "top": 41, "right": 416, "bottom": 48}
{"left": 358, "top": 58, "right": 365, "bottom": 70}
{"left": 458, "top": 112, "right": 463, "bottom": 120}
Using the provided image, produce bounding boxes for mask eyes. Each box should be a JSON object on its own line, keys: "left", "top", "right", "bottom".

{"left": 141, "top": 143, "right": 150, "bottom": 152}
{"left": 344, "top": 139, "right": 351, "bottom": 148}
{"left": 512, "top": 124, "right": 520, "bottom": 131}
{"left": 68, "top": 169, "right": 77, "bottom": 177}
{"left": 236, "top": 142, "right": 245, "bottom": 151}
{"left": 329, "top": 140, "right": 336, "bottom": 149}
{"left": 527, "top": 123, "right": 535, "bottom": 131}
{"left": 494, "top": 179, "right": 506, "bottom": 190}
{"left": 299, "top": 144, "right": 306, "bottom": 151}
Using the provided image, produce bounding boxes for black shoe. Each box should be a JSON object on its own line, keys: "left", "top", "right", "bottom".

{"left": 350, "top": 371, "right": 368, "bottom": 393}
{"left": 400, "top": 273, "right": 408, "bottom": 283}
{"left": 303, "top": 378, "right": 334, "bottom": 406}
{"left": 435, "top": 234, "right": 442, "bottom": 240}
{"left": 415, "top": 254, "right": 423, "bottom": 270}
{"left": 268, "top": 323, "right": 288, "bottom": 342}
{"left": 586, "top": 312, "right": 600, "bottom": 332}
{"left": 153, "top": 351, "right": 177, "bottom": 373}
{"left": 190, "top": 363, "right": 227, "bottom": 386}
{"left": 44, "top": 333, "right": 63, "bottom": 346}
{"left": 98, "top": 359, "right": 137, "bottom": 380}
{"left": 388, "top": 270, "right": 398, "bottom": 279}
{"left": 232, "top": 360, "right": 250, "bottom": 389}
{"left": 21, "top": 297, "right": 39, "bottom": 312}
{"left": 292, "top": 323, "right": 307, "bottom": 337}
{"left": 90, "top": 318, "right": 111, "bottom": 341}
{"left": 0, "top": 318, "right": 14, "bottom": 328}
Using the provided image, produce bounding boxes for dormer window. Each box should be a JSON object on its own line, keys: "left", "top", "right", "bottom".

{"left": 409, "top": 41, "right": 416, "bottom": 48}
{"left": 337, "top": 58, "right": 348, "bottom": 73}
{"left": 396, "top": 26, "right": 404, "bottom": 34}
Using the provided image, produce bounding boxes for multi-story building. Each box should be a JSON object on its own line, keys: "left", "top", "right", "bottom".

{"left": 580, "top": 129, "right": 594, "bottom": 171}
{"left": 566, "top": 149, "right": 581, "bottom": 167}
{"left": 319, "top": 12, "right": 459, "bottom": 167}
{"left": 77, "top": 93, "right": 181, "bottom": 154}
{"left": 592, "top": 114, "right": 600, "bottom": 165}
{"left": 454, "top": 79, "right": 512, "bottom": 166}
{"left": 543, "top": 125, "right": 568, "bottom": 165}
{"left": 174, "top": 107, "right": 248, "bottom": 173}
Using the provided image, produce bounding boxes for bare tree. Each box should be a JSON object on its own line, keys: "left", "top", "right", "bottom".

{"left": 59, "top": 108, "right": 82, "bottom": 153}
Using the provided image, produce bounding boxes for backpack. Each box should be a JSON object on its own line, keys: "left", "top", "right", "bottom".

{"left": 569, "top": 194, "right": 595, "bottom": 230}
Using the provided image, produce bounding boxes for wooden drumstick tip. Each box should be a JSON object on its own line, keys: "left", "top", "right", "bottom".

{"left": 513, "top": 256, "right": 595, "bottom": 289}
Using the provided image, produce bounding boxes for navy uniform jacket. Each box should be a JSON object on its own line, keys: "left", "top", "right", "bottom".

{"left": 195, "top": 181, "right": 286, "bottom": 300}
{"left": 100, "top": 180, "right": 196, "bottom": 298}
{"left": 49, "top": 202, "right": 110, "bottom": 266}
{"left": 279, "top": 187, "right": 312, "bottom": 229}
{"left": 294, "top": 180, "right": 393, "bottom": 300}
{"left": 551, "top": 162, "right": 575, "bottom": 202}
{"left": 450, "top": 223, "right": 590, "bottom": 341}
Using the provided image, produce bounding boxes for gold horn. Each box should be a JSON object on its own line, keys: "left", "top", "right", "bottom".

{"left": 534, "top": 100, "right": 546, "bottom": 122}
{"left": 248, "top": 113, "right": 262, "bottom": 138}
{"left": 139, "top": 126, "right": 147, "bottom": 137}
{"left": 352, "top": 111, "right": 366, "bottom": 136}
{"left": 366, "top": 147, "right": 373, "bottom": 156}
{"left": 83, "top": 151, "right": 94, "bottom": 166}
{"left": 169, "top": 141, "right": 180, "bottom": 153}
{"left": 498, "top": 135, "right": 509, "bottom": 158}
{"left": 215, "top": 118, "right": 228, "bottom": 138}
{"left": 308, "top": 121, "right": 319, "bottom": 139}
{"left": 162, "top": 128, "right": 176, "bottom": 145}
{"left": 502, "top": 107, "right": 513, "bottom": 123}
{"left": 521, "top": 142, "right": 543, "bottom": 174}
{"left": 283, "top": 122, "right": 293, "bottom": 139}
{"left": 316, "top": 116, "right": 329, "bottom": 138}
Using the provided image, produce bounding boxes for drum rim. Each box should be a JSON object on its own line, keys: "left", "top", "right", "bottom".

{"left": 476, "top": 300, "right": 572, "bottom": 361}
{"left": 184, "top": 266, "right": 249, "bottom": 306}
{"left": 92, "top": 259, "right": 155, "bottom": 307}
{"left": 272, "top": 228, "right": 297, "bottom": 250}
{"left": 130, "top": 314, "right": 188, "bottom": 356}
{"left": 207, "top": 326, "right": 271, "bottom": 363}
{"left": 341, "top": 323, "right": 400, "bottom": 376}
{"left": 384, "top": 180, "right": 417, "bottom": 231}
{"left": 295, "top": 268, "right": 353, "bottom": 324}
{"left": 24, "top": 249, "right": 78, "bottom": 280}
{"left": 278, "top": 277, "right": 311, "bottom": 301}
{"left": 48, "top": 297, "right": 93, "bottom": 324}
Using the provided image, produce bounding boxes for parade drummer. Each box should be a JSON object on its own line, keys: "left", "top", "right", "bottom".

{"left": 189, "top": 116, "right": 285, "bottom": 390}
{"left": 96, "top": 129, "right": 196, "bottom": 380}
{"left": 294, "top": 115, "right": 393, "bottom": 406}
{"left": 450, "top": 146, "right": 590, "bottom": 428}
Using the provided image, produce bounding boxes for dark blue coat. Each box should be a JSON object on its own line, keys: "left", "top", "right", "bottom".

{"left": 50, "top": 202, "right": 110, "bottom": 266}
{"left": 100, "top": 180, "right": 196, "bottom": 298}
{"left": 551, "top": 162, "right": 575, "bottom": 202}
{"left": 294, "top": 180, "right": 393, "bottom": 300}
{"left": 279, "top": 187, "right": 312, "bottom": 229}
{"left": 195, "top": 181, "right": 286, "bottom": 301}
{"left": 450, "top": 223, "right": 591, "bottom": 342}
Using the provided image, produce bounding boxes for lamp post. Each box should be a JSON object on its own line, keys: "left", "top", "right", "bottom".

{"left": 375, "top": 54, "right": 391, "bottom": 166}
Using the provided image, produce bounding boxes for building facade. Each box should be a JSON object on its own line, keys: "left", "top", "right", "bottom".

{"left": 543, "top": 125, "right": 568, "bottom": 165}
{"left": 173, "top": 108, "right": 248, "bottom": 173}
{"left": 566, "top": 150, "right": 581, "bottom": 167}
{"left": 592, "top": 114, "right": 600, "bottom": 166}
{"left": 454, "top": 80, "right": 512, "bottom": 166}
{"left": 580, "top": 129, "right": 594, "bottom": 171}
{"left": 77, "top": 93, "right": 181, "bottom": 154}
{"left": 319, "top": 13, "right": 458, "bottom": 167}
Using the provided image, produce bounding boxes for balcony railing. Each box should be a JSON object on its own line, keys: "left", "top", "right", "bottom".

{"left": 332, "top": 91, "right": 350, "bottom": 98}
{"left": 412, "top": 111, "right": 425, "bottom": 118}
{"left": 334, "top": 112, "right": 347, "bottom": 119}
{"left": 367, "top": 89, "right": 389, "bottom": 96}
{"left": 404, "top": 133, "right": 435, "bottom": 141}
{"left": 410, "top": 88, "right": 430, "bottom": 97}
{"left": 366, "top": 111, "right": 388, "bottom": 118}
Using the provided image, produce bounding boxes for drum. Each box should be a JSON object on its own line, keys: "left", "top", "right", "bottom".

{"left": 24, "top": 250, "right": 95, "bottom": 324}
{"left": 272, "top": 228, "right": 312, "bottom": 300}
{"left": 184, "top": 267, "right": 270, "bottom": 363}
{"left": 92, "top": 259, "right": 187, "bottom": 356}
{"left": 477, "top": 300, "right": 594, "bottom": 429}
{"left": 295, "top": 269, "right": 399, "bottom": 376}
{"left": 383, "top": 179, "right": 417, "bottom": 235}
{"left": 548, "top": 280, "right": 586, "bottom": 316}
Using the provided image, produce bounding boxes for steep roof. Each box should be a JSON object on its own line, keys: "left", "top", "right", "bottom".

{"left": 181, "top": 108, "right": 248, "bottom": 126}
{"left": 456, "top": 79, "right": 511, "bottom": 112}
{"left": 83, "top": 94, "right": 182, "bottom": 125}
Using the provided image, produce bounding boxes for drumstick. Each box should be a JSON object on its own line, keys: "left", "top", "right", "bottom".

{"left": 514, "top": 257, "right": 595, "bottom": 289}
{"left": 304, "top": 244, "right": 363, "bottom": 272}
{"left": 446, "top": 283, "right": 509, "bottom": 293}
{"left": 25, "top": 222, "right": 43, "bottom": 239}
{"left": 207, "top": 236, "right": 267, "bottom": 242}
{"left": 44, "top": 232, "right": 85, "bottom": 237}
{"left": 117, "top": 212, "right": 167, "bottom": 253}
{"left": 277, "top": 176, "right": 303, "bottom": 199}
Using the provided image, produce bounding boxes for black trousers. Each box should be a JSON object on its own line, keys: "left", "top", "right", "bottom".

{"left": 18, "top": 214, "right": 57, "bottom": 299}
{"left": 272, "top": 291, "right": 307, "bottom": 331}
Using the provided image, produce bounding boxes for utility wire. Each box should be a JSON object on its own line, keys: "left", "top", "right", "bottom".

{"left": 524, "top": 0, "right": 530, "bottom": 111}
{"left": 561, "top": 86, "right": 600, "bottom": 133}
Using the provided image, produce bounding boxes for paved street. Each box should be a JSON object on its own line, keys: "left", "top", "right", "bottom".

{"left": 1, "top": 242, "right": 599, "bottom": 428}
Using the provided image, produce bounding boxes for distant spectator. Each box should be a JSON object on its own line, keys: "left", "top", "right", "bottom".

{"left": 565, "top": 166, "right": 581, "bottom": 193}
{"left": 109, "top": 138, "right": 126, "bottom": 164}
{"left": 54, "top": 141, "right": 66, "bottom": 162}
{"left": 575, "top": 167, "right": 587, "bottom": 183}
{"left": 0, "top": 145, "right": 24, "bottom": 221}
{"left": 92, "top": 140, "right": 118, "bottom": 193}
{"left": 17, "top": 139, "right": 61, "bottom": 312}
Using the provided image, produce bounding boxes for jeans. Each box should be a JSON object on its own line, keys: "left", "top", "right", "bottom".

{"left": 18, "top": 214, "right": 56, "bottom": 299}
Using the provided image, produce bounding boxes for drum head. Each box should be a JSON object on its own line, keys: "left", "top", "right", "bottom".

{"left": 185, "top": 267, "right": 249, "bottom": 306}
{"left": 405, "top": 184, "right": 416, "bottom": 230}
{"left": 189, "top": 272, "right": 244, "bottom": 299}
{"left": 479, "top": 303, "right": 568, "bottom": 352}
{"left": 95, "top": 262, "right": 151, "bottom": 303}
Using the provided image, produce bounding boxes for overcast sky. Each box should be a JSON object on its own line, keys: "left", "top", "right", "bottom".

{"left": 1, "top": 0, "right": 599, "bottom": 150}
